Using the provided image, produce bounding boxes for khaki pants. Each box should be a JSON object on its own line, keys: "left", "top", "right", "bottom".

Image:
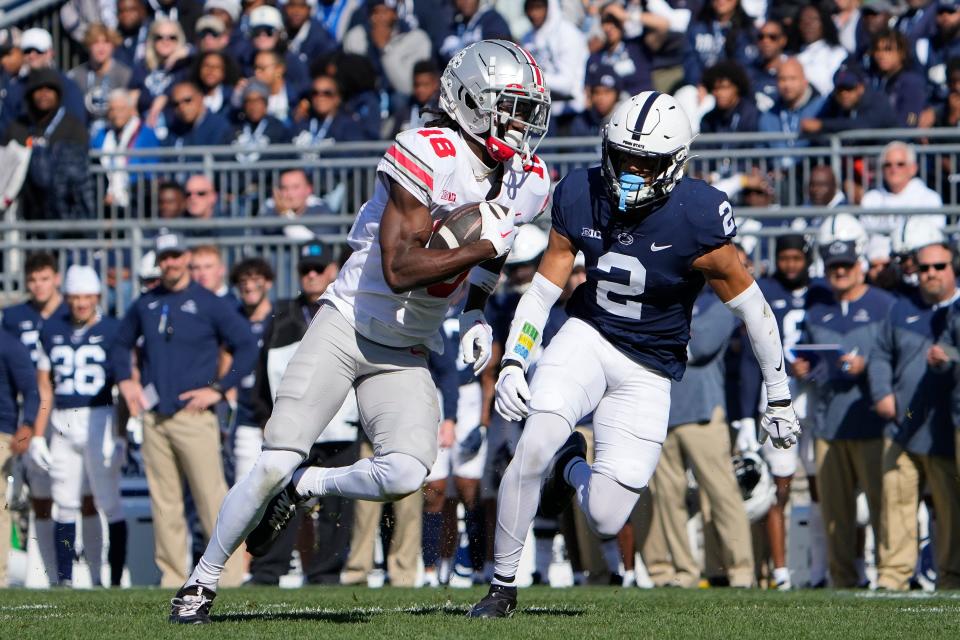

{"left": 877, "top": 439, "right": 960, "bottom": 590}
{"left": 646, "top": 408, "right": 754, "bottom": 587}
{"left": 143, "top": 410, "right": 242, "bottom": 588}
{"left": 815, "top": 437, "right": 883, "bottom": 588}
{"left": 341, "top": 441, "right": 423, "bottom": 587}
{"left": 0, "top": 433, "right": 11, "bottom": 587}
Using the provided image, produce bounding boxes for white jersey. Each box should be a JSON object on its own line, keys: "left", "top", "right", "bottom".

{"left": 323, "top": 126, "right": 552, "bottom": 352}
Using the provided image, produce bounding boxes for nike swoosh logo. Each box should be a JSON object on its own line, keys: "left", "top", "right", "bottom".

{"left": 500, "top": 231, "right": 512, "bottom": 238}
{"left": 148, "top": 300, "right": 160, "bottom": 309}
{"left": 651, "top": 242, "right": 673, "bottom": 252}
{"left": 906, "top": 315, "right": 920, "bottom": 323}
{"left": 89, "top": 336, "right": 103, "bottom": 344}
{"left": 775, "top": 355, "right": 783, "bottom": 372}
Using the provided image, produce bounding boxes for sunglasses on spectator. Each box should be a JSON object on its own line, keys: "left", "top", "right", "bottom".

{"left": 758, "top": 32, "right": 782, "bottom": 40}
{"left": 171, "top": 95, "right": 195, "bottom": 107}
{"left": 882, "top": 161, "right": 908, "bottom": 169}
{"left": 918, "top": 262, "right": 950, "bottom": 273}
{"left": 154, "top": 33, "right": 178, "bottom": 41}
{"left": 186, "top": 190, "right": 209, "bottom": 197}
{"left": 252, "top": 27, "right": 277, "bottom": 37}
{"left": 198, "top": 28, "right": 223, "bottom": 38}
{"left": 298, "top": 264, "right": 328, "bottom": 276}
{"left": 23, "top": 47, "right": 44, "bottom": 55}
{"left": 312, "top": 88, "right": 338, "bottom": 98}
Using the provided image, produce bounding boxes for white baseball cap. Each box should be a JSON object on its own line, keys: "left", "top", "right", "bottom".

{"left": 250, "top": 5, "right": 284, "bottom": 30}
{"left": 205, "top": 0, "right": 242, "bottom": 23}
{"left": 21, "top": 28, "right": 52, "bottom": 53}
{"left": 63, "top": 265, "right": 102, "bottom": 295}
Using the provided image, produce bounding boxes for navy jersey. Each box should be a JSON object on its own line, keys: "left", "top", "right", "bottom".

{"left": 1, "top": 301, "right": 70, "bottom": 364}
{"left": 37, "top": 311, "right": 119, "bottom": 409}
{"left": 552, "top": 169, "right": 736, "bottom": 381}
{"left": 235, "top": 314, "right": 272, "bottom": 428}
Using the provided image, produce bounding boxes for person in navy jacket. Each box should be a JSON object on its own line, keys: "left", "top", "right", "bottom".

{"left": 162, "top": 80, "right": 233, "bottom": 147}
{"left": 801, "top": 62, "right": 898, "bottom": 136}
{"left": 792, "top": 239, "right": 896, "bottom": 589}
{"left": 110, "top": 231, "right": 257, "bottom": 588}
{"left": 682, "top": 0, "right": 758, "bottom": 88}
{"left": 867, "top": 28, "right": 931, "bottom": 127}
{"left": 869, "top": 239, "right": 960, "bottom": 591}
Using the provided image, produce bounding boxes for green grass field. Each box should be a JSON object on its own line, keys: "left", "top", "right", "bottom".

{"left": 3, "top": 586, "right": 960, "bottom": 640}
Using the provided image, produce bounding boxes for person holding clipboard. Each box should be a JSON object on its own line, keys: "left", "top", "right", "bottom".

{"left": 791, "top": 237, "right": 895, "bottom": 588}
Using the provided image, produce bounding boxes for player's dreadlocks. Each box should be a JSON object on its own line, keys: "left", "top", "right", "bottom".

{"left": 422, "top": 106, "right": 458, "bottom": 130}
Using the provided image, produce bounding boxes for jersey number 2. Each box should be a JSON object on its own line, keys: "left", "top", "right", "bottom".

{"left": 595, "top": 252, "right": 647, "bottom": 320}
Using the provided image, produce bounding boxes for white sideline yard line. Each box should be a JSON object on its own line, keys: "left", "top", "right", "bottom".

{"left": 851, "top": 591, "right": 960, "bottom": 600}
{"left": 0, "top": 604, "right": 58, "bottom": 611}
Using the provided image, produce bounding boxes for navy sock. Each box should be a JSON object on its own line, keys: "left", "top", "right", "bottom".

{"left": 108, "top": 521, "right": 128, "bottom": 587}
{"left": 54, "top": 521, "right": 76, "bottom": 584}
{"left": 465, "top": 507, "right": 486, "bottom": 571}
{"left": 422, "top": 511, "right": 443, "bottom": 569}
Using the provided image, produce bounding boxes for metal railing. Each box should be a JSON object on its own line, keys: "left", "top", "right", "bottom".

{"left": 1, "top": 207, "right": 955, "bottom": 313}
{"left": 75, "top": 128, "right": 960, "bottom": 223}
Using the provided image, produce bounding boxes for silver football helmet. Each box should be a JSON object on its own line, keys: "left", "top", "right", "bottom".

{"left": 602, "top": 91, "right": 693, "bottom": 212}
{"left": 439, "top": 39, "right": 551, "bottom": 168}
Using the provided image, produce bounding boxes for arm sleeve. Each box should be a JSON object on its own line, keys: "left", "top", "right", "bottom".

{"left": 724, "top": 281, "right": 790, "bottom": 402}
{"left": 688, "top": 302, "right": 736, "bottom": 365}
{"left": 647, "top": 0, "right": 692, "bottom": 32}
{"left": 8, "top": 339, "right": 39, "bottom": 425}
{"left": 502, "top": 273, "right": 563, "bottom": 371}
{"left": 867, "top": 314, "right": 896, "bottom": 403}
{"left": 214, "top": 301, "right": 259, "bottom": 391}
{"left": 109, "top": 302, "right": 141, "bottom": 382}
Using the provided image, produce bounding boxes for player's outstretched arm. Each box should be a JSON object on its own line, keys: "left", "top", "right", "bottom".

{"left": 694, "top": 243, "right": 800, "bottom": 449}
{"left": 495, "top": 230, "right": 576, "bottom": 421}
{"left": 379, "top": 179, "right": 509, "bottom": 293}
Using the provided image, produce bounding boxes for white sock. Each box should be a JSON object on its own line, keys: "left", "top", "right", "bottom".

{"left": 438, "top": 557, "right": 452, "bottom": 584}
{"left": 34, "top": 517, "right": 59, "bottom": 586}
{"left": 807, "top": 503, "right": 828, "bottom": 585}
{"left": 186, "top": 450, "right": 303, "bottom": 592}
{"left": 773, "top": 566, "right": 791, "bottom": 585}
{"left": 82, "top": 515, "right": 104, "bottom": 587}
{"left": 492, "top": 414, "right": 571, "bottom": 582}
{"left": 602, "top": 539, "right": 622, "bottom": 576}
{"left": 534, "top": 535, "right": 553, "bottom": 579}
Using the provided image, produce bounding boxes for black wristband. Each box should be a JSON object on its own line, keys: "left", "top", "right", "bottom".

{"left": 500, "top": 359, "right": 523, "bottom": 371}
{"left": 209, "top": 381, "right": 226, "bottom": 400}
{"left": 768, "top": 398, "right": 792, "bottom": 408}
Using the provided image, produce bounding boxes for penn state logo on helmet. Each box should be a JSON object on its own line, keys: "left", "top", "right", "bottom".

{"left": 601, "top": 91, "right": 693, "bottom": 212}
{"left": 438, "top": 39, "right": 551, "bottom": 169}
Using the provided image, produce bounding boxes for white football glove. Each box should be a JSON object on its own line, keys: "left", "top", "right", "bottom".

{"left": 759, "top": 400, "right": 801, "bottom": 449}
{"left": 459, "top": 309, "right": 493, "bottom": 374}
{"left": 478, "top": 203, "right": 516, "bottom": 258}
{"left": 734, "top": 417, "right": 760, "bottom": 453}
{"left": 495, "top": 362, "right": 531, "bottom": 422}
{"left": 28, "top": 436, "right": 52, "bottom": 472}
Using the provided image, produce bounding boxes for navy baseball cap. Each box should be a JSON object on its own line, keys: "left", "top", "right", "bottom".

{"left": 298, "top": 241, "right": 332, "bottom": 273}
{"left": 585, "top": 62, "right": 622, "bottom": 92}
{"left": 833, "top": 63, "right": 865, "bottom": 90}
{"left": 939, "top": 0, "right": 960, "bottom": 12}
{"left": 823, "top": 240, "right": 859, "bottom": 267}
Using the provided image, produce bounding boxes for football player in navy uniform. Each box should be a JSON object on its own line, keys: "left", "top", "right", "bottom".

{"left": 469, "top": 91, "right": 801, "bottom": 618}
{"left": 31, "top": 266, "right": 127, "bottom": 587}
{"left": 735, "top": 233, "right": 833, "bottom": 590}
{"left": 1, "top": 251, "right": 68, "bottom": 586}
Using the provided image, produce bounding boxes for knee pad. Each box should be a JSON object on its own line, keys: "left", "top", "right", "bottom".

{"left": 251, "top": 450, "right": 305, "bottom": 498}
{"left": 373, "top": 453, "right": 428, "bottom": 500}
{"left": 527, "top": 387, "right": 577, "bottom": 428}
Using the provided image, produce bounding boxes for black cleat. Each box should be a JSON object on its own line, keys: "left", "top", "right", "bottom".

{"left": 245, "top": 482, "right": 308, "bottom": 557}
{"left": 466, "top": 584, "right": 518, "bottom": 618}
{"left": 537, "top": 431, "right": 587, "bottom": 518}
{"left": 169, "top": 584, "right": 216, "bottom": 624}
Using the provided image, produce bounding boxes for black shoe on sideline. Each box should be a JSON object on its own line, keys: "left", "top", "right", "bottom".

{"left": 245, "top": 483, "right": 307, "bottom": 557}
{"left": 537, "top": 431, "right": 587, "bottom": 518}
{"left": 169, "top": 585, "right": 216, "bottom": 624}
{"left": 466, "top": 584, "right": 518, "bottom": 619}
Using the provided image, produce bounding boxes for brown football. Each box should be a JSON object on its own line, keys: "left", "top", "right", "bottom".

{"left": 427, "top": 201, "right": 509, "bottom": 250}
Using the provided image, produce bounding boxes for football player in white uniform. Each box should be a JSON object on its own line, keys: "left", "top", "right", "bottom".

{"left": 170, "top": 39, "right": 553, "bottom": 623}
